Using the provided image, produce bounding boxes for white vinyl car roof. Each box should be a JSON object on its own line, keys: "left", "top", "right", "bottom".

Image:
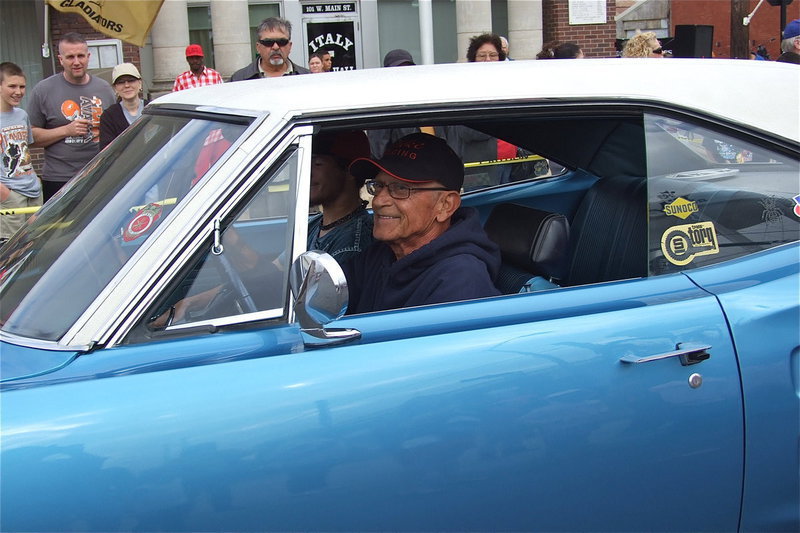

{"left": 153, "top": 58, "right": 800, "bottom": 143}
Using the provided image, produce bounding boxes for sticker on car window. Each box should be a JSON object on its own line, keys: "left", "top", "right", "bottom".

{"left": 661, "top": 221, "right": 719, "bottom": 266}
{"left": 123, "top": 203, "right": 163, "bottom": 242}
{"left": 793, "top": 194, "right": 800, "bottom": 218}
{"left": 663, "top": 197, "right": 699, "bottom": 220}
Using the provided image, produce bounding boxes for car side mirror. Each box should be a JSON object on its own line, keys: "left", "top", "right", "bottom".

{"left": 289, "top": 250, "right": 361, "bottom": 347}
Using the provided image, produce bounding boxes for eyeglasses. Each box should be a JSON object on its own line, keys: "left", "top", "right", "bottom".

{"left": 365, "top": 180, "right": 450, "bottom": 200}
{"left": 652, "top": 47, "right": 664, "bottom": 55}
{"left": 114, "top": 78, "right": 139, "bottom": 85}
{"left": 258, "top": 38, "right": 290, "bottom": 48}
{"left": 476, "top": 52, "right": 500, "bottom": 60}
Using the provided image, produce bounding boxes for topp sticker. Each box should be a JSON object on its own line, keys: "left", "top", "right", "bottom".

{"left": 661, "top": 221, "right": 719, "bottom": 266}
{"left": 123, "top": 203, "right": 163, "bottom": 242}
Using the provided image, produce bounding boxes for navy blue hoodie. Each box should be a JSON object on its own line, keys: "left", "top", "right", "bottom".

{"left": 343, "top": 207, "right": 501, "bottom": 314}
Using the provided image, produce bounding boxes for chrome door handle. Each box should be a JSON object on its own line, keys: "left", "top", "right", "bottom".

{"left": 620, "top": 343, "right": 711, "bottom": 366}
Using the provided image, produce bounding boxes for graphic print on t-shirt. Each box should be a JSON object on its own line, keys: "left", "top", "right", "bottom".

{"left": 62, "top": 95, "right": 106, "bottom": 145}
{"left": 1, "top": 124, "right": 34, "bottom": 178}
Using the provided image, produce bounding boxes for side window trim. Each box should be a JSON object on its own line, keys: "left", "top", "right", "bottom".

{"left": 114, "top": 128, "right": 312, "bottom": 346}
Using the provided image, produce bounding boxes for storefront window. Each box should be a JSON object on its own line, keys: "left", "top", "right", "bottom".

{"left": 188, "top": 5, "right": 215, "bottom": 69}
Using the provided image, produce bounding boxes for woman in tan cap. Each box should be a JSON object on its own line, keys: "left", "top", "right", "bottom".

{"left": 99, "top": 62, "right": 147, "bottom": 149}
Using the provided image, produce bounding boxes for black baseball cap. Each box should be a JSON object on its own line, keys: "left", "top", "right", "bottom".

{"left": 349, "top": 133, "right": 464, "bottom": 191}
{"left": 313, "top": 130, "right": 371, "bottom": 165}
{"left": 383, "top": 49, "right": 415, "bottom": 67}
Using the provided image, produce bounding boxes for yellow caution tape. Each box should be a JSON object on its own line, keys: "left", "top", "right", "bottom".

{"left": 129, "top": 198, "right": 178, "bottom": 212}
{"left": 2, "top": 197, "right": 184, "bottom": 216}
{"left": 0, "top": 206, "right": 41, "bottom": 216}
{"left": 464, "top": 154, "right": 545, "bottom": 168}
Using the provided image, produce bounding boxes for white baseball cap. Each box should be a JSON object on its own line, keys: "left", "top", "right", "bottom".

{"left": 112, "top": 63, "right": 141, "bottom": 84}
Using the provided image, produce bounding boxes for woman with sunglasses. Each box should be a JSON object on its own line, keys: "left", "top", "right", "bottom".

{"left": 622, "top": 32, "right": 665, "bottom": 58}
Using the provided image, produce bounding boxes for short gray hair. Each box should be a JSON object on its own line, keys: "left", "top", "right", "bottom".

{"left": 257, "top": 17, "right": 292, "bottom": 39}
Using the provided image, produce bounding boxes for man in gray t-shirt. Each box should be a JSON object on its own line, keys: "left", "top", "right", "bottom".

{"left": 28, "top": 32, "right": 114, "bottom": 201}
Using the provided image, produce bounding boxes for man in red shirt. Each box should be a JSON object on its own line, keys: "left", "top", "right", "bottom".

{"left": 173, "top": 44, "right": 223, "bottom": 92}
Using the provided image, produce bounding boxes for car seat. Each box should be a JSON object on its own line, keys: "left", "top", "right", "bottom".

{"left": 484, "top": 203, "right": 570, "bottom": 294}
{"left": 563, "top": 175, "right": 648, "bottom": 286}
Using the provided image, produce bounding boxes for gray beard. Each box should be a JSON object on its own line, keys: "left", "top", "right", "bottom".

{"left": 269, "top": 56, "right": 285, "bottom": 66}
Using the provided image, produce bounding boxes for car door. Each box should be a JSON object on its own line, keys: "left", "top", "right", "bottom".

{"left": 1, "top": 273, "right": 742, "bottom": 532}
{"left": 644, "top": 112, "right": 800, "bottom": 532}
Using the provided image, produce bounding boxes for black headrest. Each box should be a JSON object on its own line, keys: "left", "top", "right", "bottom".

{"left": 485, "top": 203, "right": 570, "bottom": 281}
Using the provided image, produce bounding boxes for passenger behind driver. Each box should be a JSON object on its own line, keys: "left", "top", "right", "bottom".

{"left": 308, "top": 130, "right": 374, "bottom": 262}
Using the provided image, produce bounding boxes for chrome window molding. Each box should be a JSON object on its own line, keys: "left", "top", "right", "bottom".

{"left": 93, "top": 124, "right": 314, "bottom": 348}
{"left": 0, "top": 330, "right": 92, "bottom": 352}
{"left": 56, "top": 117, "right": 296, "bottom": 348}
{"left": 162, "top": 307, "right": 286, "bottom": 332}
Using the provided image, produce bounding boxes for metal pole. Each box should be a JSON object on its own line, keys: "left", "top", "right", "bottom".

{"left": 731, "top": 0, "right": 751, "bottom": 58}
{"left": 780, "top": 1, "right": 787, "bottom": 41}
{"left": 418, "top": 0, "right": 434, "bottom": 65}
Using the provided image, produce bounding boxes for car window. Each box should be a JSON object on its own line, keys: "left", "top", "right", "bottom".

{"left": 365, "top": 125, "right": 557, "bottom": 193}
{"left": 645, "top": 114, "right": 800, "bottom": 275}
{"left": 0, "top": 114, "right": 249, "bottom": 341}
{"left": 139, "top": 149, "right": 299, "bottom": 333}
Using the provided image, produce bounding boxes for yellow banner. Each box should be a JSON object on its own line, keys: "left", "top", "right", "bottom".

{"left": 47, "top": 0, "right": 165, "bottom": 47}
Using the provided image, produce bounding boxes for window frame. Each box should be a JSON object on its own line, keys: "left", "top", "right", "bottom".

{"left": 86, "top": 38, "right": 123, "bottom": 69}
{"left": 121, "top": 127, "right": 313, "bottom": 344}
{"left": 102, "top": 100, "right": 799, "bottom": 347}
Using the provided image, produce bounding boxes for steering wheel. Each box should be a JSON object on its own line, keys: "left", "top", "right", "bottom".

{"left": 215, "top": 251, "right": 258, "bottom": 314}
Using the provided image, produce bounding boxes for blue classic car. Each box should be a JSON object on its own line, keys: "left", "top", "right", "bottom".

{"left": 1, "top": 59, "right": 798, "bottom": 532}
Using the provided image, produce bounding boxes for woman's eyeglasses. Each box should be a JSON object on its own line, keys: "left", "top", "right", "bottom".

{"left": 652, "top": 47, "right": 664, "bottom": 55}
{"left": 259, "top": 38, "right": 290, "bottom": 48}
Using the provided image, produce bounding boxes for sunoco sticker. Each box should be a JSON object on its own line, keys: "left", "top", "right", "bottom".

{"left": 661, "top": 221, "right": 719, "bottom": 266}
{"left": 663, "top": 197, "right": 699, "bottom": 219}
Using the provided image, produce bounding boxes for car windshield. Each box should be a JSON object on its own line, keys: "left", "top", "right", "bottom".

{"left": 0, "top": 112, "right": 250, "bottom": 342}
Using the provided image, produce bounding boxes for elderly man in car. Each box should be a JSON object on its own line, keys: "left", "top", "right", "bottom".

{"left": 344, "top": 132, "right": 501, "bottom": 314}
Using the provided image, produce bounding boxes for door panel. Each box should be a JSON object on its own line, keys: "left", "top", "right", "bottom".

{"left": 1, "top": 275, "right": 742, "bottom": 532}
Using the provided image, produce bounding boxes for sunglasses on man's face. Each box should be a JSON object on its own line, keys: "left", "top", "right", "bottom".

{"left": 259, "top": 38, "right": 290, "bottom": 48}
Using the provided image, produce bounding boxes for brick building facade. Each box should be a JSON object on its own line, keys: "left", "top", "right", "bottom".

{"left": 543, "top": 0, "right": 618, "bottom": 57}
{"left": 672, "top": 0, "right": 799, "bottom": 60}
{"left": 48, "top": 11, "right": 143, "bottom": 74}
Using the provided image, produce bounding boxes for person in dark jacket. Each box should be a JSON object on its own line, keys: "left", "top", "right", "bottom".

{"left": 230, "top": 17, "right": 310, "bottom": 81}
{"left": 99, "top": 63, "right": 147, "bottom": 150}
{"left": 344, "top": 132, "right": 501, "bottom": 314}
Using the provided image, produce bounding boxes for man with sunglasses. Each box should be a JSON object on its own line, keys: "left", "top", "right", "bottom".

{"left": 231, "top": 17, "right": 310, "bottom": 81}
{"left": 343, "top": 132, "right": 501, "bottom": 314}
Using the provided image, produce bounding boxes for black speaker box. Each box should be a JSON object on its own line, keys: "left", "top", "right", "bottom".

{"left": 673, "top": 25, "right": 714, "bottom": 58}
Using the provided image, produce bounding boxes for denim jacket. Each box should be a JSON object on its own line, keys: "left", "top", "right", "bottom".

{"left": 307, "top": 210, "right": 374, "bottom": 264}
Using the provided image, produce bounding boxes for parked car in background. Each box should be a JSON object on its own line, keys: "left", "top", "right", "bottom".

{"left": 1, "top": 59, "right": 798, "bottom": 532}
